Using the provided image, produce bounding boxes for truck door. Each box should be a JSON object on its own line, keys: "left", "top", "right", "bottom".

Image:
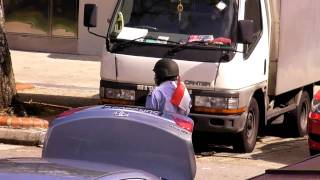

{"left": 242, "top": 0, "right": 268, "bottom": 83}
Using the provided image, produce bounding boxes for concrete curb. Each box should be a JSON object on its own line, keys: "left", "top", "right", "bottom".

{"left": 0, "top": 127, "right": 46, "bottom": 146}
{"left": 4, "top": 81, "right": 99, "bottom": 146}
{"left": 0, "top": 116, "right": 49, "bottom": 129}
{"left": 0, "top": 82, "right": 50, "bottom": 146}
{"left": 16, "top": 83, "right": 35, "bottom": 91}
{"left": 0, "top": 114, "right": 50, "bottom": 146}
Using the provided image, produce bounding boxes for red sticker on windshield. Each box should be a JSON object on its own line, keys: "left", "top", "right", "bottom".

{"left": 188, "top": 35, "right": 214, "bottom": 43}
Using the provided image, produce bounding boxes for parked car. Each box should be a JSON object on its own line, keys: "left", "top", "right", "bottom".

{"left": 308, "top": 90, "right": 320, "bottom": 156}
{"left": 0, "top": 105, "right": 196, "bottom": 180}
{"left": 250, "top": 154, "right": 320, "bottom": 179}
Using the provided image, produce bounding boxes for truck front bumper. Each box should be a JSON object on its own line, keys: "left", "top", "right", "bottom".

{"left": 100, "top": 79, "right": 257, "bottom": 133}
{"left": 190, "top": 112, "right": 248, "bottom": 133}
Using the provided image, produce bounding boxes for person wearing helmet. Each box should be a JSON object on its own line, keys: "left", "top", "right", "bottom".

{"left": 146, "top": 59, "right": 191, "bottom": 116}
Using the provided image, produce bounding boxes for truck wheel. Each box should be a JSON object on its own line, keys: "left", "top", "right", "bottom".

{"left": 233, "top": 97, "right": 259, "bottom": 153}
{"left": 192, "top": 133, "right": 209, "bottom": 153}
{"left": 287, "top": 91, "right": 310, "bottom": 137}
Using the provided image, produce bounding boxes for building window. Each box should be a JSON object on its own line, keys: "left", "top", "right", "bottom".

{"left": 52, "top": 0, "right": 78, "bottom": 37}
{"left": 3, "top": 0, "right": 78, "bottom": 38}
{"left": 3, "top": 0, "right": 50, "bottom": 35}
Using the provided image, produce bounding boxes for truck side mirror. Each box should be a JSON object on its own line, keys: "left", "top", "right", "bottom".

{"left": 238, "top": 20, "right": 254, "bottom": 44}
{"left": 84, "top": 4, "right": 97, "bottom": 28}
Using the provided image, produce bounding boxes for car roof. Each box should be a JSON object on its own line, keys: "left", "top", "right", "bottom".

{"left": 46, "top": 105, "right": 196, "bottom": 180}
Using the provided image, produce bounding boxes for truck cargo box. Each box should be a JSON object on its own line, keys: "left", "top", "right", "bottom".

{"left": 268, "top": 0, "right": 320, "bottom": 96}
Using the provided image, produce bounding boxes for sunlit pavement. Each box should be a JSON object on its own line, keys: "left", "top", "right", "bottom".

{"left": 0, "top": 144, "right": 41, "bottom": 159}
{"left": 195, "top": 136, "right": 308, "bottom": 180}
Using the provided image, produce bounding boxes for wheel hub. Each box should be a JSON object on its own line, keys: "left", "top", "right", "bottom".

{"left": 300, "top": 102, "right": 308, "bottom": 130}
{"left": 246, "top": 112, "right": 255, "bottom": 138}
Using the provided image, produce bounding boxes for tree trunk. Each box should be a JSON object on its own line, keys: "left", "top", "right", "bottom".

{"left": 0, "top": 1, "right": 16, "bottom": 109}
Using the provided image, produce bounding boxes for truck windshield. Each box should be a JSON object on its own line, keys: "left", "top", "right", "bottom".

{"left": 110, "top": 0, "right": 238, "bottom": 43}
{"left": 108, "top": 0, "right": 238, "bottom": 62}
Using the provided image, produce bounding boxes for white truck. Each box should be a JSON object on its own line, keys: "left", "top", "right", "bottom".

{"left": 83, "top": 0, "right": 320, "bottom": 152}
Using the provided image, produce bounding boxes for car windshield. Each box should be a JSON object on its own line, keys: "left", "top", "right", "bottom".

{"left": 109, "top": 0, "right": 238, "bottom": 45}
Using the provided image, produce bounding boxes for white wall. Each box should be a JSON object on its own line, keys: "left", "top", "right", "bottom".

{"left": 78, "top": 0, "right": 117, "bottom": 55}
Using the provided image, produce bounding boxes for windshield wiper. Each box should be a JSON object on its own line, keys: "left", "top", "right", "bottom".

{"left": 110, "top": 35, "right": 180, "bottom": 52}
{"left": 166, "top": 41, "right": 238, "bottom": 56}
{"left": 133, "top": 25, "right": 159, "bottom": 32}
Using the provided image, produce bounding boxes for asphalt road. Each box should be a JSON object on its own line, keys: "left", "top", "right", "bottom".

{"left": 195, "top": 136, "right": 308, "bottom": 179}
{"left": 0, "top": 134, "right": 309, "bottom": 180}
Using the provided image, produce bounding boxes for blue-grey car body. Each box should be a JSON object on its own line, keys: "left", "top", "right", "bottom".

{"left": 0, "top": 105, "right": 196, "bottom": 180}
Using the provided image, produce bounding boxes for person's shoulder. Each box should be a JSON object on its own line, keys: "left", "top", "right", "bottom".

{"left": 152, "top": 85, "right": 161, "bottom": 93}
{"left": 159, "top": 81, "right": 176, "bottom": 90}
{"left": 149, "top": 86, "right": 162, "bottom": 97}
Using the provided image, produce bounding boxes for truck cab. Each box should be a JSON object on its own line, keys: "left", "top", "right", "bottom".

{"left": 84, "top": 0, "right": 268, "bottom": 153}
{"left": 84, "top": 0, "right": 320, "bottom": 153}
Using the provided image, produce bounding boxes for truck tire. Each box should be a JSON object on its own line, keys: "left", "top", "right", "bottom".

{"left": 310, "top": 149, "right": 320, "bottom": 156}
{"left": 192, "top": 133, "right": 208, "bottom": 153}
{"left": 287, "top": 91, "right": 310, "bottom": 137}
{"left": 233, "top": 97, "right": 259, "bottom": 153}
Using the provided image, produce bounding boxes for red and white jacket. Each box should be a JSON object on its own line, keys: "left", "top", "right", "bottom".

{"left": 146, "top": 79, "right": 191, "bottom": 115}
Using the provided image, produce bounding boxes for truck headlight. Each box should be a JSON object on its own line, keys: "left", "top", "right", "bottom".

{"left": 194, "top": 96, "right": 244, "bottom": 114}
{"left": 195, "top": 96, "right": 239, "bottom": 109}
{"left": 105, "top": 88, "right": 135, "bottom": 101}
